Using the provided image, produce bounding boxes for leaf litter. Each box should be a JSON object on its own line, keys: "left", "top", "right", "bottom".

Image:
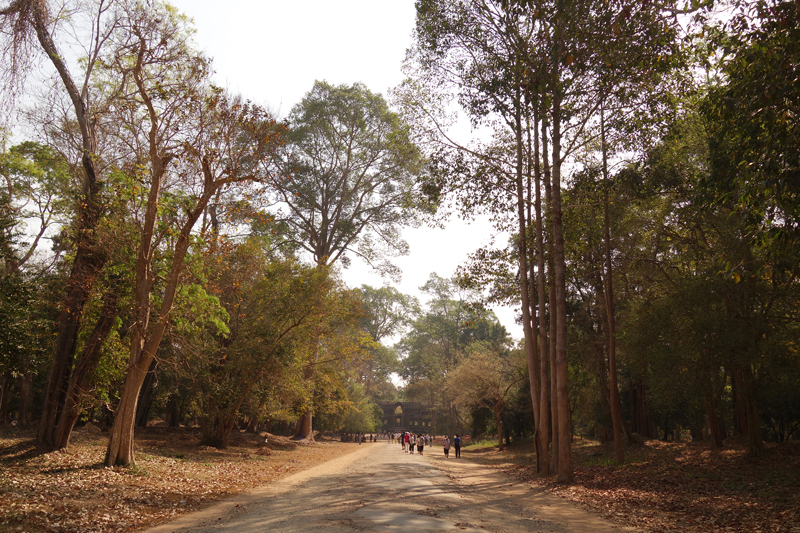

{"left": 462, "top": 436, "right": 800, "bottom": 533}
{"left": 0, "top": 424, "right": 356, "bottom": 532}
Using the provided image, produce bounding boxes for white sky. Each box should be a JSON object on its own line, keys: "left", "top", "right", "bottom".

{"left": 167, "top": 0, "right": 521, "bottom": 341}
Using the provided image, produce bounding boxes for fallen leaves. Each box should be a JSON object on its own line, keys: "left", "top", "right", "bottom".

{"left": 464, "top": 437, "right": 800, "bottom": 533}
{"left": 0, "top": 426, "right": 356, "bottom": 532}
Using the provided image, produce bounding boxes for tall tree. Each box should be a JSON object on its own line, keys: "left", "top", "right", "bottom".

{"left": 271, "top": 80, "right": 426, "bottom": 278}
{"left": 0, "top": 0, "right": 120, "bottom": 449}
{"left": 265, "top": 80, "right": 426, "bottom": 439}
{"left": 103, "top": 0, "right": 282, "bottom": 466}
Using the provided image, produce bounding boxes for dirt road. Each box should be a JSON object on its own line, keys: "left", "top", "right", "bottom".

{"left": 144, "top": 441, "right": 622, "bottom": 532}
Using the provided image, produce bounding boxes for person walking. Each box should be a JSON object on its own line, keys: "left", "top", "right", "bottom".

{"left": 453, "top": 434, "right": 461, "bottom": 458}
{"left": 417, "top": 434, "right": 424, "bottom": 455}
{"left": 443, "top": 436, "right": 450, "bottom": 458}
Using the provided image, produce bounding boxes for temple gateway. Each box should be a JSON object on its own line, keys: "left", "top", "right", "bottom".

{"left": 378, "top": 401, "right": 435, "bottom": 434}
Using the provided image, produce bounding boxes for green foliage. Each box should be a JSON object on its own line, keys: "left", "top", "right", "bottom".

{"left": 269, "top": 80, "right": 428, "bottom": 278}
{"left": 700, "top": 0, "right": 800, "bottom": 273}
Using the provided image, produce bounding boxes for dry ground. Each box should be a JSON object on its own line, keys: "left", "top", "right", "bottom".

{"left": 0, "top": 424, "right": 357, "bottom": 532}
{"left": 461, "top": 436, "right": 800, "bottom": 533}
{"left": 2, "top": 425, "right": 799, "bottom": 533}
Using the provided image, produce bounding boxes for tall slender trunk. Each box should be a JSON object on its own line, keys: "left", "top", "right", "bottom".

{"left": 106, "top": 158, "right": 218, "bottom": 466}
{"left": 629, "top": 379, "right": 654, "bottom": 438}
{"left": 514, "top": 84, "right": 541, "bottom": 465}
{"left": 0, "top": 371, "right": 10, "bottom": 426}
{"left": 551, "top": 77, "right": 574, "bottom": 483}
{"left": 704, "top": 363, "right": 724, "bottom": 449}
{"left": 19, "top": 370, "right": 32, "bottom": 426}
{"left": 731, "top": 367, "right": 748, "bottom": 436}
{"left": 53, "top": 290, "right": 118, "bottom": 450}
{"left": 533, "top": 100, "right": 550, "bottom": 476}
{"left": 740, "top": 364, "right": 764, "bottom": 457}
{"left": 496, "top": 402, "right": 504, "bottom": 452}
{"left": 33, "top": 5, "right": 107, "bottom": 449}
{"left": 135, "top": 359, "right": 158, "bottom": 428}
{"left": 542, "top": 116, "right": 559, "bottom": 474}
{"left": 600, "top": 99, "right": 625, "bottom": 464}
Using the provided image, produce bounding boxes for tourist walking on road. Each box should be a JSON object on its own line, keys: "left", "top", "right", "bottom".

{"left": 443, "top": 436, "right": 450, "bottom": 458}
{"left": 453, "top": 434, "right": 461, "bottom": 458}
{"left": 417, "top": 434, "right": 424, "bottom": 455}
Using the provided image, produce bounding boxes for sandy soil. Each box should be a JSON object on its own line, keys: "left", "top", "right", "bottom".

{"left": 144, "top": 439, "right": 623, "bottom": 532}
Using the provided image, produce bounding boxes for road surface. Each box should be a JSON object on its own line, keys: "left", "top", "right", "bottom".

{"left": 145, "top": 441, "right": 621, "bottom": 532}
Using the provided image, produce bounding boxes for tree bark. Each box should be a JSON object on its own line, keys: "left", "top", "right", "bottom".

{"left": 704, "top": 376, "right": 724, "bottom": 449}
{"left": 731, "top": 367, "right": 748, "bottom": 436}
{"left": 53, "top": 289, "right": 118, "bottom": 450}
{"left": 740, "top": 364, "right": 764, "bottom": 457}
{"left": 600, "top": 100, "right": 625, "bottom": 464}
{"left": 135, "top": 359, "right": 158, "bottom": 428}
{"left": 292, "top": 364, "right": 317, "bottom": 441}
{"left": 496, "top": 403, "right": 504, "bottom": 452}
{"left": 533, "top": 98, "right": 550, "bottom": 476}
{"left": 0, "top": 371, "right": 10, "bottom": 426}
{"left": 19, "top": 370, "right": 32, "bottom": 426}
{"left": 32, "top": 0, "right": 107, "bottom": 449}
{"left": 514, "top": 83, "right": 541, "bottom": 470}
{"left": 541, "top": 114, "right": 559, "bottom": 475}
{"left": 551, "top": 75, "right": 574, "bottom": 483}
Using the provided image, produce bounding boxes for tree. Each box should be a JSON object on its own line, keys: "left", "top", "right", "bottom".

{"left": 448, "top": 341, "right": 526, "bottom": 450}
{"left": 400, "top": 273, "right": 509, "bottom": 435}
{"left": 102, "top": 0, "right": 282, "bottom": 466}
{"left": 0, "top": 0, "right": 121, "bottom": 449}
{"left": 701, "top": 0, "right": 800, "bottom": 274}
{"left": 264, "top": 80, "right": 427, "bottom": 439}
{"left": 270, "top": 80, "right": 427, "bottom": 278}
{"left": 357, "top": 285, "right": 416, "bottom": 400}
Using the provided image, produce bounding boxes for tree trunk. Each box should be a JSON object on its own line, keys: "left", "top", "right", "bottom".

{"left": 731, "top": 367, "right": 748, "bottom": 436}
{"left": 514, "top": 83, "right": 541, "bottom": 471}
{"left": 53, "top": 290, "right": 118, "bottom": 450}
{"left": 594, "top": 341, "right": 613, "bottom": 442}
{"left": 704, "top": 386, "right": 724, "bottom": 449}
{"left": 600, "top": 101, "right": 625, "bottom": 464}
{"left": 551, "top": 78, "right": 574, "bottom": 483}
{"left": 0, "top": 371, "right": 10, "bottom": 426}
{"left": 106, "top": 195, "right": 209, "bottom": 466}
{"left": 292, "top": 364, "right": 317, "bottom": 441}
{"left": 740, "top": 364, "right": 764, "bottom": 457}
{"left": 105, "top": 354, "right": 153, "bottom": 466}
{"left": 496, "top": 403, "right": 504, "bottom": 452}
{"left": 166, "top": 397, "right": 180, "bottom": 427}
{"left": 135, "top": 359, "right": 158, "bottom": 428}
{"left": 19, "top": 371, "right": 32, "bottom": 426}
{"left": 533, "top": 99, "right": 550, "bottom": 476}
{"left": 542, "top": 115, "right": 559, "bottom": 475}
{"left": 32, "top": 1, "right": 107, "bottom": 450}
{"left": 629, "top": 379, "right": 654, "bottom": 439}
{"left": 293, "top": 412, "right": 314, "bottom": 441}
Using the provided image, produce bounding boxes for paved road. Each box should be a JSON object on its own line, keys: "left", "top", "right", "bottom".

{"left": 145, "top": 442, "right": 620, "bottom": 532}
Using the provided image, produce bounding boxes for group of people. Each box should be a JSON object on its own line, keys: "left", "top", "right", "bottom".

{"left": 393, "top": 432, "right": 462, "bottom": 458}
{"left": 396, "top": 432, "right": 432, "bottom": 454}
{"left": 441, "top": 434, "right": 461, "bottom": 458}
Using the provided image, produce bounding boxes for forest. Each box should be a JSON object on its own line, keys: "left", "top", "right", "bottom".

{"left": 0, "top": 0, "right": 798, "bottom": 495}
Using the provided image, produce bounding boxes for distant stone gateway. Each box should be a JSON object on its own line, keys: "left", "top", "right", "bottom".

{"left": 378, "top": 401, "right": 435, "bottom": 434}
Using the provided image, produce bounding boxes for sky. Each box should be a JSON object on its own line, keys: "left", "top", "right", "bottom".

{"left": 167, "top": 0, "right": 521, "bottom": 341}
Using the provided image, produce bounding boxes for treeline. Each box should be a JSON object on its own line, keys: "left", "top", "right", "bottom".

{"left": 1, "top": 0, "right": 798, "bottom": 485}
{"left": 0, "top": 0, "right": 422, "bottom": 466}
{"left": 397, "top": 0, "right": 800, "bottom": 482}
